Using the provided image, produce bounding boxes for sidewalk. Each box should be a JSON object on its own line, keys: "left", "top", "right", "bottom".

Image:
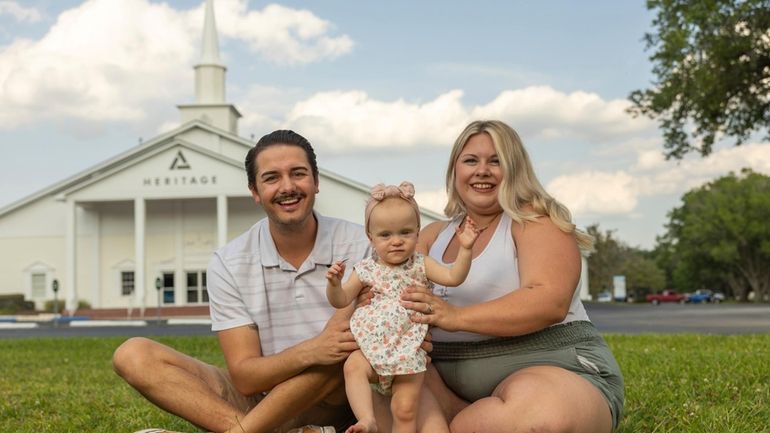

{"left": 0, "top": 311, "right": 211, "bottom": 329}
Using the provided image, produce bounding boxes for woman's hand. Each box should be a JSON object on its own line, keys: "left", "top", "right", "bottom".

{"left": 400, "top": 285, "right": 460, "bottom": 332}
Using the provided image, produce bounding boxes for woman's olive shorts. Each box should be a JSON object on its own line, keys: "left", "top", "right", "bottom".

{"left": 432, "top": 321, "right": 624, "bottom": 431}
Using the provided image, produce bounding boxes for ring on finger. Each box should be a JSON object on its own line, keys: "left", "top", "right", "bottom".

{"left": 426, "top": 303, "right": 433, "bottom": 314}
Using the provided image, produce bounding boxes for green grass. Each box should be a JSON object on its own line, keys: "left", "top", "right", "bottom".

{"left": 1, "top": 334, "right": 769, "bottom": 433}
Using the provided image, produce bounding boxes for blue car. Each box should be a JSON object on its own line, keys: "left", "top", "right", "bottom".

{"left": 686, "top": 289, "right": 725, "bottom": 304}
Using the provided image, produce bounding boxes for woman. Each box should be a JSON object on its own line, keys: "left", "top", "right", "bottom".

{"left": 402, "top": 120, "right": 624, "bottom": 433}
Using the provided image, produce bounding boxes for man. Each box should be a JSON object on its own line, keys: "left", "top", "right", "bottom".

{"left": 113, "top": 130, "right": 371, "bottom": 433}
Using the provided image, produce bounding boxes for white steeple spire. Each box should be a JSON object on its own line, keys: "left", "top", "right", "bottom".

{"left": 200, "top": 0, "right": 222, "bottom": 65}
{"left": 178, "top": 0, "right": 242, "bottom": 134}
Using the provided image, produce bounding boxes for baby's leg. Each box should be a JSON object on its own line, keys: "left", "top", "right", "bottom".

{"left": 390, "top": 372, "right": 425, "bottom": 433}
{"left": 344, "top": 350, "right": 378, "bottom": 433}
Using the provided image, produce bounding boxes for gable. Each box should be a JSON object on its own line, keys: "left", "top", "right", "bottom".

{"left": 63, "top": 142, "right": 249, "bottom": 202}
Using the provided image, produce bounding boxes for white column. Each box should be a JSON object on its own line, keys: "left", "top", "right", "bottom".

{"left": 134, "top": 198, "right": 146, "bottom": 315}
{"left": 580, "top": 253, "right": 591, "bottom": 301}
{"left": 217, "top": 195, "right": 228, "bottom": 248}
{"left": 175, "top": 201, "right": 184, "bottom": 306}
{"left": 64, "top": 199, "right": 77, "bottom": 314}
{"left": 90, "top": 208, "right": 102, "bottom": 308}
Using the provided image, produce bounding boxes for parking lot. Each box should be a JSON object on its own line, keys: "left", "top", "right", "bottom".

{"left": 2, "top": 303, "right": 770, "bottom": 338}
{"left": 585, "top": 302, "right": 770, "bottom": 334}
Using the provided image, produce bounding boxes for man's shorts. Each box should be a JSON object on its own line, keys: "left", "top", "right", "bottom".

{"left": 431, "top": 321, "right": 624, "bottom": 431}
{"left": 212, "top": 367, "right": 356, "bottom": 432}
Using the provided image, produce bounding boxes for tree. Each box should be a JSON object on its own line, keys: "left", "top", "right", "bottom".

{"left": 586, "top": 224, "right": 665, "bottom": 300}
{"left": 657, "top": 169, "right": 770, "bottom": 301}
{"left": 628, "top": 0, "right": 770, "bottom": 159}
{"left": 586, "top": 225, "right": 627, "bottom": 297}
{"left": 621, "top": 254, "right": 667, "bottom": 300}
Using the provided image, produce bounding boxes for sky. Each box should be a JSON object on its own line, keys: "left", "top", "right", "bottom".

{"left": 1, "top": 0, "right": 769, "bottom": 249}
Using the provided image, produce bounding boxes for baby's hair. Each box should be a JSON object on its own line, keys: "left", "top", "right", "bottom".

{"left": 364, "top": 181, "right": 420, "bottom": 232}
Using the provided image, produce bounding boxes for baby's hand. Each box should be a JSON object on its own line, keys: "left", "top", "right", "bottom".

{"left": 325, "top": 260, "right": 347, "bottom": 285}
{"left": 456, "top": 216, "right": 482, "bottom": 249}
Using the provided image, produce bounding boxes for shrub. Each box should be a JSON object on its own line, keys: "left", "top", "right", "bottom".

{"left": 43, "top": 299, "right": 91, "bottom": 313}
{"left": 0, "top": 294, "right": 35, "bottom": 314}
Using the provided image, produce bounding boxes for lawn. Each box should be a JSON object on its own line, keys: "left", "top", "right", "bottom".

{"left": 1, "top": 334, "right": 769, "bottom": 433}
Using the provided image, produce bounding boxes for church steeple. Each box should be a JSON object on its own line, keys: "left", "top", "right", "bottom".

{"left": 178, "top": 0, "right": 242, "bottom": 134}
{"left": 200, "top": 0, "right": 222, "bottom": 66}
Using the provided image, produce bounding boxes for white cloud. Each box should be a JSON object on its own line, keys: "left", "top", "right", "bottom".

{"left": 0, "top": 0, "right": 194, "bottom": 129}
{"left": 284, "top": 90, "right": 469, "bottom": 151}
{"left": 547, "top": 141, "right": 770, "bottom": 218}
{"left": 280, "top": 85, "right": 657, "bottom": 153}
{"left": 213, "top": 0, "right": 353, "bottom": 65}
{"left": 0, "top": 1, "right": 42, "bottom": 22}
{"left": 548, "top": 171, "right": 638, "bottom": 216}
{"left": 638, "top": 142, "right": 770, "bottom": 196}
{"left": 0, "top": 0, "right": 353, "bottom": 130}
{"left": 472, "top": 86, "right": 655, "bottom": 143}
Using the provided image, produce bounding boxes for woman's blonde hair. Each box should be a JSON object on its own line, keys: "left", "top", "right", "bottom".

{"left": 444, "top": 120, "right": 593, "bottom": 250}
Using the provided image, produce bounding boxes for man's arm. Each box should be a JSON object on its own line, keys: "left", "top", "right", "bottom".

{"left": 218, "top": 305, "right": 358, "bottom": 396}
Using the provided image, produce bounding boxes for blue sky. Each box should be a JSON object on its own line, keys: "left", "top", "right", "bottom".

{"left": 2, "top": 0, "right": 769, "bottom": 249}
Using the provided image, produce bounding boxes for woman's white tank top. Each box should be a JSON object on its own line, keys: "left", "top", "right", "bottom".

{"left": 428, "top": 214, "right": 590, "bottom": 342}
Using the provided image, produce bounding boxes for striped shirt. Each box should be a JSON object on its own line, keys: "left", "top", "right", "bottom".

{"left": 207, "top": 213, "right": 371, "bottom": 356}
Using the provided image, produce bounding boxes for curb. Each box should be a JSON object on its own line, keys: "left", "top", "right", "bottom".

{"left": 0, "top": 322, "right": 39, "bottom": 329}
{"left": 0, "top": 315, "right": 211, "bottom": 328}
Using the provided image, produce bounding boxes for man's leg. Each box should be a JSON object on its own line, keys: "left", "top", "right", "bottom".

{"left": 113, "top": 337, "right": 248, "bottom": 432}
{"left": 115, "top": 337, "right": 352, "bottom": 433}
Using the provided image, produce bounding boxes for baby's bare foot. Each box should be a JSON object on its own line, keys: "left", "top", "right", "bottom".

{"left": 345, "top": 418, "right": 377, "bottom": 433}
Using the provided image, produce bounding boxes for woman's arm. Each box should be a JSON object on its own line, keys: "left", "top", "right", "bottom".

{"left": 404, "top": 215, "right": 580, "bottom": 336}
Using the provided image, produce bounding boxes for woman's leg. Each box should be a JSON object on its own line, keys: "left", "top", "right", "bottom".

{"left": 389, "top": 372, "right": 424, "bottom": 433}
{"left": 415, "top": 379, "right": 450, "bottom": 433}
{"left": 422, "top": 364, "right": 469, "bottom": 422}
{"left": 344, "top": 350, "right": 379, "bottom": 433}
{"left": 449, "top": 366, "right": 612, "bottom": 433}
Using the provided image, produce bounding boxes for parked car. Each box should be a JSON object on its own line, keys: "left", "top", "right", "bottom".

{"left": 687, "top": 289, "right": 726, "bottom": 304}
{"left": 646, "top": 290, "right": 687, "bottom": 305}
{"left": 596, "top": 291, "right": 612, "bottom": 302}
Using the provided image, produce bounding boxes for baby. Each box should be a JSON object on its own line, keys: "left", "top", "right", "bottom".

{"left": 326, "top": 181, "right": 480, "bottom": 433}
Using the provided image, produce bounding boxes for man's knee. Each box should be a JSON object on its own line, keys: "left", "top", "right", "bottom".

{"left": 112, "top": 337, "right": 157, "bottom": 381}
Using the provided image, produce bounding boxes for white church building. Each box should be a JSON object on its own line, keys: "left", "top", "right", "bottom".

{"left": 0, "top": 0, "right": 443, "bottom": 316}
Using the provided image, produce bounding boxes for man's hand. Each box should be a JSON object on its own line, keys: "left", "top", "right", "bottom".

{"left": 355, "top": 285, "right": 373, "bottom": 308}
{"left": 306, "top": 311, "right": 358, "bottom": 365}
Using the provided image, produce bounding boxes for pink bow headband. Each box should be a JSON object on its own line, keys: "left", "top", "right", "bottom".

{"left": 364, "top": 181, "right": 421, "bottom": 231}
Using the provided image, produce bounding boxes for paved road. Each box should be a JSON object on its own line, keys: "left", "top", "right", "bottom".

{"left": 585, "top": 302, "right": 770, "bottom": 334}
{"left": 2, "top": 303, "right": 770, "bottom": 339}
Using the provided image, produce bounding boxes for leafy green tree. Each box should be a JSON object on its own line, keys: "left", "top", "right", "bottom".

{"left": 586, "top": 225, "right": 627, "bottom": 297}
{"left": 628, "top": 0, "right": 770, "bottom": 158}
{"left": 658, "top": 169, "right": 770, "bottom": 301}
{"left": 621, "top": 254, "right": 667, "bottom": 300}
{"left": 586, "top": 225, "right": 665, "bottom": 300}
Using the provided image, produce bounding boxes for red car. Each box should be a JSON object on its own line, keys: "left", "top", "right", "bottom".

{"left": 646, "top": 290, "right": 687, "bottom": 305}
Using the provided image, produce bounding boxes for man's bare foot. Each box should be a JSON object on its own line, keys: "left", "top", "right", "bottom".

{"left": 345, "top": 418, "right": 377, "bottom": 433}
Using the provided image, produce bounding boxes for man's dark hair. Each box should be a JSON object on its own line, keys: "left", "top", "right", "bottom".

{"left": 245, "top": 130, "right": 319, "bottom": 189}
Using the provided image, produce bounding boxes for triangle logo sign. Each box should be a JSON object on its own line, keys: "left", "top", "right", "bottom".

{"left": 170, "top": 150, "right": 191, "bottom": 170}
